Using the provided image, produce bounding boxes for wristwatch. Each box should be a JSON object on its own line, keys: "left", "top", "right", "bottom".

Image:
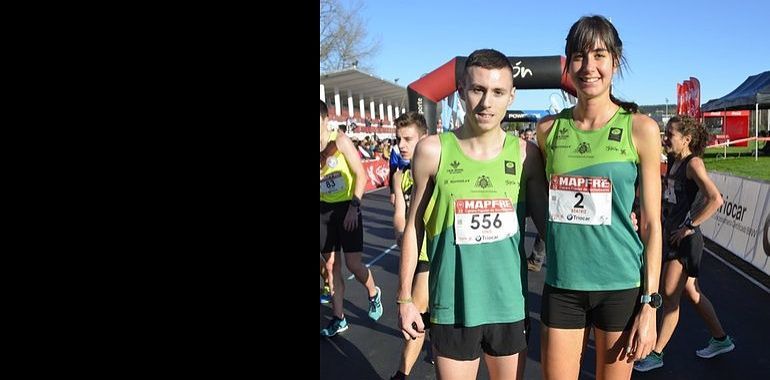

{"left": 640, "top": 293, "right": 663, "bottom": 309}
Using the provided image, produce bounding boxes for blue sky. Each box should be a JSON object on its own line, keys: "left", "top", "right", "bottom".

{"left": 340, "top": 0, "right": 768, "bottom": 111}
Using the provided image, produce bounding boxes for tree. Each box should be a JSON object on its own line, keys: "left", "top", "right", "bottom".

{"left": 320, "top": 0, "right": 380, "bottom": 73}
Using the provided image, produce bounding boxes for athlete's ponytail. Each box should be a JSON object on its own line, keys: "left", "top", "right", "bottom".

{"left": 610, "top": 92, "right": 639, "bottom": 114}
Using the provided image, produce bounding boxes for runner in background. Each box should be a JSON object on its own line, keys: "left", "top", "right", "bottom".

{"left": 320, "top": 99, "right": 384, "bottom": 337}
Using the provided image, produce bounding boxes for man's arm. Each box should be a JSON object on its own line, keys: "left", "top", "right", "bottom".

{"left": 522, "top": 139, "right": 548, "bottom": 236}
{"left": 398, "top": 136, "right": 440, "bottom": 339}
{"left": 336, "top": 133, "right": 367, "bottom": 230}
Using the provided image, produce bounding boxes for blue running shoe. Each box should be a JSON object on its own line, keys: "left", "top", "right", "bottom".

{"left": 696, "top": 336, "right": 735, "bottom": 358}
{"left": 320, "top": 317, "right": 348, "bottom": 337}
{"left": 368, "top": 286, "right": 383, "bottom": 321}
{"left": 634, "top": 351, "right": 663, "bottom": 372}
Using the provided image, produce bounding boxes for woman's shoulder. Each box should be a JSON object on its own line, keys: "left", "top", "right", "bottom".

{"left": 536, "top": 114, "right": 558, "bottom": 135}
{"left": 631, "top": 113, "right": 659, "bottom": 136}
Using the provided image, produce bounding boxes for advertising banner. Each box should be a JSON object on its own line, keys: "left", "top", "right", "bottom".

{"left": 362, "top": 159, "right": 390, "bottom": 191}
{"left": 699, "top": 172, "right": 770, "bottom": 275}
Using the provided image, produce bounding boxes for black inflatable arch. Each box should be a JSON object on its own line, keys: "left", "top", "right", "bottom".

{"left": 407, "top": 56, "right": 576, "bottom": 132}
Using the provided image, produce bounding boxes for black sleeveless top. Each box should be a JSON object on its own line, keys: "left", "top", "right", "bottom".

{"left": 664, "top": 154, "right": 700, "bottom": 230}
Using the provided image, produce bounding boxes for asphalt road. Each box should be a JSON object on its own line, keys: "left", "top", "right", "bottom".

{"left": 321, "top": 187, "right": 770, "bottom": 379}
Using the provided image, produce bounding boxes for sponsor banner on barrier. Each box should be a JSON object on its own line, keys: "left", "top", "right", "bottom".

{"left": 699, "top": 172, "right": 770, "bottom": 276}
{"left": 762, "top": 205, "right": 770, "bottom": 264}
{"left": 363, "top": 159, "right": 390, "bottom": 191}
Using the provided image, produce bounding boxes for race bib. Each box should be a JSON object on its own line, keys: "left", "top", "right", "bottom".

{"left": 663, "top": 178, "right": 677, "bottom": 204}
{"left": 549, "top": 175, "right": 612, "bottom": 225}
{"left": 454, "top": 198, "right": 518, "bottom": 245}
{"left": 320, "top": 172, "right": 346, "bottom": 194}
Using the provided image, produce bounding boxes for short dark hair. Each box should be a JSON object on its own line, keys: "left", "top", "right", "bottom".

{"left": 463, "top": 48, "right": 513, "bottom": 86}
{"left": 394, "top": 111, "right": 428, "bottom": 136}
{"left": 320, "top": 99, "right": 329, "bottom": 118}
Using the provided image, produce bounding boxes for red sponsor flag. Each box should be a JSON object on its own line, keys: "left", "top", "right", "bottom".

{"left": 677, "top": 83, "right": 684, "bottom": 115}
{"left": 682, "top": 80, "right": 689, "bottom": 117}
{"left": 689, "top": 77, "right": 701, "bottom": 119}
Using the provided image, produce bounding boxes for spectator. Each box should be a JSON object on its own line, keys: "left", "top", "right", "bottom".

{"left": 760, "top": 130, "right": 769, "bottom": 155}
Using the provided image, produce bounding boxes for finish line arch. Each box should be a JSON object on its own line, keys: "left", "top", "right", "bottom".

{"left": 407, "top": 55, "right": 576, "bottom": 132}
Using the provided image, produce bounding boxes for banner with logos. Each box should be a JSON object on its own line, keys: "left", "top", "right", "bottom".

{"left": 689, "top": 77, "right": 701, "bottom": 119}
{"left": 699, "top": 172, "right": 770, "bottom": 276}
{"left": 362, "top": 159, "right": 390, "bottom": 191}
{"left": 675, "top": 77, "right": 701, "bottom": 118}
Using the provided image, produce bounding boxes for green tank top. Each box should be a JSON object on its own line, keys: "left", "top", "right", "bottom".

{"left": 320, "top": 131, "right": 355, "bottom": 203}
{"left": 425, "top": 132, "right": 527, "bottom": 326}
{"left": 544, "top": 107, "right": 643, "bottom": 290}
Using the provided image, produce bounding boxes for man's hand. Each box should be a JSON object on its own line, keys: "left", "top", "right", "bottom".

{"left": 395, "top": 231, "right": 404, "bottom": 247}
{"left": 398, "top": 302, "right": 425, "bottom": 340}
{"left": 344, "top": 205, "right": 360, "bottom": 231}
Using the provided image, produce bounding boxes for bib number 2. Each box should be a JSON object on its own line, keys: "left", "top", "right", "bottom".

{"left": 549, "top": 175, "right": 612, "bottom": 225}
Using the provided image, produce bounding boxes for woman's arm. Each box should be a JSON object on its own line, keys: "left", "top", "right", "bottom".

{"left": 627, "top": 114, "right": 663, "bottom": 362}
{"left": 686, "top": 157, "right": 724, "bottom": 226}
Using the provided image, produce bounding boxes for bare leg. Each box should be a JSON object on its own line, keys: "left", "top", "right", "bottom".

{"left": 344, "top": 251, "right": 376, "bottom": 296}
{"left": 399, "top": 271, "right": 429, "bottom": 375}
{"left": 434, "top": 346, "right": 481, "bottom": 380}
{"left": 684, "top": 277, "right": 726, "bottom": 338}
{"left": 655, "top": 259, "right": 688, "bottom": 353}
{"left": 323, "top": 251, "right": 344, "bottom": 318}
{"left": 541, "top": 326, "right": 585, "bottom": 380}
{"left": 594, "top": 328, "right": 633, "bottom": 380}
{"left": 485, "top": 351, "right": 524, "bottom": 380}
{"left": 320, "top": 255, "right": 332, "bottom": 293}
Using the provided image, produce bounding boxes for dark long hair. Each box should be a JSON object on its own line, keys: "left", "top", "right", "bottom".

{"left": 565, "top": 15, "right": 638, "bottom": 113}
{"left": 668, "top": 115, "right": 709, "bottom": 157}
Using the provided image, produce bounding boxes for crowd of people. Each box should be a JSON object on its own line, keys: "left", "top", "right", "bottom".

{"left": 320, "top": 14, "right": 734, "bottom": 380}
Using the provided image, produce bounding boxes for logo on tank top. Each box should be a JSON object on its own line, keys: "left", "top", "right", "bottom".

{"left": 447, "top": 160, "right": 463, "bottom": 174}
{"left": 558, "top": 127, "right": 570, "bottom": 138}
{"left": 576, "top": 142, "right": 592, "bottom": 155}
{"left": 504, "top": 160, "right": 516, "bottom": 175}
{"left": 475, "top": 175, "right": 492, "bottom": 189}
{"left": 608, "top": 127, "right": 623, "bottom": 142}
{"left": 326, "top": 156, "right": 338, "bottom": 168}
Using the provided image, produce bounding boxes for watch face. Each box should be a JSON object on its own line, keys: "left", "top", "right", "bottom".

{"left": 650, "top": 293, "right": 663, "bottom": 308}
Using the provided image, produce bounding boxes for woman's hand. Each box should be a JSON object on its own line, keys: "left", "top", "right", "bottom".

{"left": 669, "top": 227, "right": 694, "bottom": 247}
